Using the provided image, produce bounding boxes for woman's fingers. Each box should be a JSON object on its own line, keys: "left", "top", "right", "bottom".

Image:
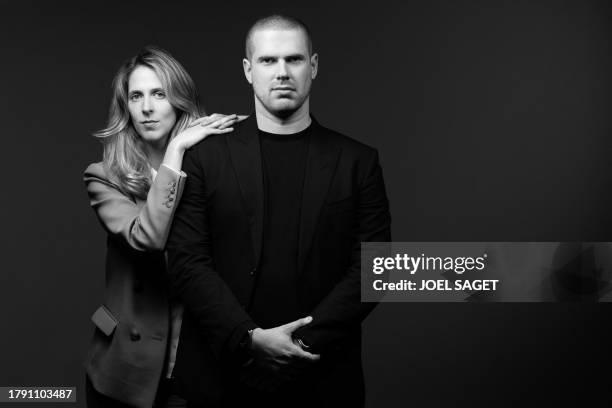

{"left": 218, "top": 116, "right": 239, "bottom": 130}
{"left": 189, "top": 113, "right": 244, "bottom": 130}
{"left": 189, "top": 116, "right": 211, "bottom": 128}
{"left": 175, "top": 121, "right": 236, "bottom": 150}
{"left": 204, "top": 115, "right": 238, "bottom": 129}
{"left": 189, "top": 113, "right": 228, "bottom": 128}
{"left": 201, "top": 126, "right": 234, "bottom": 137}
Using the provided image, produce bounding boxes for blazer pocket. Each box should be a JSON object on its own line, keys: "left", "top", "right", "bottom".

{"left": 91, "top": 305, "right": 118, "bottom": 337}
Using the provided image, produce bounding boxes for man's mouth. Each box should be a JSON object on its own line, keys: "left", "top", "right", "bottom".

{"left": 272, "top": 87, "right": 295, "bottom": 91}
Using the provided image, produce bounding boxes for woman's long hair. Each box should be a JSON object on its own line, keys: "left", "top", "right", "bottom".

{"left": 94, "top": 46, "right": 203, "bottom": 200}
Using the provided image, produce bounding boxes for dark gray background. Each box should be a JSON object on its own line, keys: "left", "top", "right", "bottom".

{"left": 1, "top": 0, "right": 611, "bottom": 406}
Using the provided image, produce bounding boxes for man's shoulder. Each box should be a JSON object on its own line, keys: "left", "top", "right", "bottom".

{"left": 187, "top": 130, "right": 231, "bottom": 158}
{"left": 315, "top": 122, "right": 377, "bottom": 158}
{"left": 188, "top": 115, "right": 256, "bottom": 155}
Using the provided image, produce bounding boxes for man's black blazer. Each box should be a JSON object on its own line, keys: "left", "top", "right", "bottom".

{"left": 166, "top": 115, "right": 391, "bottom": 405}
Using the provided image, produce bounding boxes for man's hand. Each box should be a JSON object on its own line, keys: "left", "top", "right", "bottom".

{"left": 250, "top": 316, "right": 320, "bottom": 376}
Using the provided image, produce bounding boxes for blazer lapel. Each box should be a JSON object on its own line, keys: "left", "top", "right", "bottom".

{"left": 227, "top": 115, "right": 264, "bottom": 268}
{"left": 298, "top": 119, "right": 341, "bottom": 274}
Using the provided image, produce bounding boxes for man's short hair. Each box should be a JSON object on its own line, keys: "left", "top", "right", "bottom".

{"left": 245, "top": 14, "right": 313, "bottom": 60}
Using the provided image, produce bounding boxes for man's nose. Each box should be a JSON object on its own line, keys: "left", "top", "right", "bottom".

{"left": 276, "top": 61, "right": 289, "bottom": 80}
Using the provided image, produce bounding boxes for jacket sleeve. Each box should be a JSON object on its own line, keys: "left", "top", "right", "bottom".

{"left": 83, "top": 162, "right": 186, "bottom": 251}
{"left": 166, "top": 148, "right": 258, "bottom": 361}
{"left": 293, "top": 149, "right": 391, "bottom": 353}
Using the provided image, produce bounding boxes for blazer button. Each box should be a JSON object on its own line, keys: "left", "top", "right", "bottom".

{"left": 130, "top": 328, "right": 141, "bottom": 341}
{"left": 250, "top": 268, "right": 257, "bottom": 276}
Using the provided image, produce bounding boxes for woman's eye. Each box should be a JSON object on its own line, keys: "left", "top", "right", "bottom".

{"left": 129, "top": 93, "right": 141, "bottom": 102}
{"left": 154, "top": 91, "right": 166, "bottom": 98}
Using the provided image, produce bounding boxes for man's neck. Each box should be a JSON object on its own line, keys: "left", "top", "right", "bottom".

{"left": 255, "top": 100, "right": 312, "bottom": 134}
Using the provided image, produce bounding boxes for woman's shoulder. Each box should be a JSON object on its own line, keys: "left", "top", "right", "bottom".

{"left": 84, "top": 161, "right": 107, "bottom": 179}
{"left": 83, "top": 162, "right": 123, "bottom": 194}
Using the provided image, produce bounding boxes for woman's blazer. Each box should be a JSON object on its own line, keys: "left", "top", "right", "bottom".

{"left": 83, "top": 162, "right": 186, "bottom": 408}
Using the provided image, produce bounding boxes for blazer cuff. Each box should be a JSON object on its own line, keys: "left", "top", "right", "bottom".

{"left": 153, "top": 165, "right": 185, "bottom": 210}
{"left": 227, "top": 319, "right": 259, "bottom": 356}
{"left": 161, "top": 163, "right": 187, "bottom": 178}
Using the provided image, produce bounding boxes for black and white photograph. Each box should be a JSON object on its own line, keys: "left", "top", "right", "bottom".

{"left": 2, "top": 1, "right": 612, "bottom": 407}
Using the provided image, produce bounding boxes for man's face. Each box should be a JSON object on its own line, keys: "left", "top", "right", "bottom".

{"left": 243, "top": 28, "right": 318, "bottom": 117}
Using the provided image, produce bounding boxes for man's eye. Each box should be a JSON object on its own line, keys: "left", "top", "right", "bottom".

{"left": 262, "top": 58, "right": 274, "bottom": 64}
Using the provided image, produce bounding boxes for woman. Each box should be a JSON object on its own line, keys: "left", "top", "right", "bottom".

{"left": 84, "top": 46, "right": 238, "bottom": 408}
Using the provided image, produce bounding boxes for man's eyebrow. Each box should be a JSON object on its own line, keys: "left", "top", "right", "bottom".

{"left": 257, "top": 55, "right": 277, "bottom": 62}
{"left": 285, "top": 53, "right": 306, "bottom": 59}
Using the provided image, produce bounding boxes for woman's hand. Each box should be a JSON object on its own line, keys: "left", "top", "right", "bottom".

{"left": 187, "top": 113, "right": 248, "bottom": 129}
{"left": 172, "top": 113, "right": 239, "bottom": 152}
{"left": 162, "top": 113, "right": 240, "bottom": 172}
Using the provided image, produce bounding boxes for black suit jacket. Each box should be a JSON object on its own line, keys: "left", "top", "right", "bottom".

{"left": 166, "top": 115, "right": 391, "bottom": 406}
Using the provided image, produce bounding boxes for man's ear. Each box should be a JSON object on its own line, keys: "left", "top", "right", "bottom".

{"left": 243, "top": 58, "right": 253, "bottom": 84}
{"left": 310, "top": 53, "right": 319, "bottom": 80}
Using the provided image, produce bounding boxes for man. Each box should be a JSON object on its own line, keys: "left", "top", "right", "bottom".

{"left": 167, "top": 14, "right": 391, "bottom": 407}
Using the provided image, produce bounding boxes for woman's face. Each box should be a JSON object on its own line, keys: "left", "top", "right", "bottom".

{"left": 127, "top": 65, "right": 177, "bottom": 148}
